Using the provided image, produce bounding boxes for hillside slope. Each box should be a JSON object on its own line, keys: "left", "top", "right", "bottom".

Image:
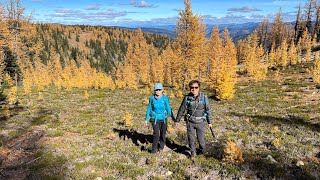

{"left": 0, "top": 63, "right": 319, "bottom": 179}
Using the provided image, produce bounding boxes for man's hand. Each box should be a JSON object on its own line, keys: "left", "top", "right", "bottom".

{"left": 208, "top": 123, "right": 212, "bottom": 128}
{"left": 144, "top": 121, "right": 148, "bottom": 127}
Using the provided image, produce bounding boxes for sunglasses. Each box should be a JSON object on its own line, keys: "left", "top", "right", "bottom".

{"left": 190, "top": 86, "right": 199, "bottom": 89}
{"left": 155, "top": 89, "right": 162, "bottom": 91}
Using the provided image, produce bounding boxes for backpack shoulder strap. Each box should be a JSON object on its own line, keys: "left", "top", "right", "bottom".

{"left": 201, "top": 92, "right": 206, "bottom": 105}
{"left": 150, "top": 95, "right": 154, "bottom": 105}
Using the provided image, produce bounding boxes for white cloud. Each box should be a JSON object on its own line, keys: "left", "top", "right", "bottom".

{"left": 227, "top": 6, "right": 262, "bottom": 13}
{"left": 130, "top": 0, "right": 157, "bottom": 8}
{"left": 85, "top": 4, "right": 101, "bottom": 11}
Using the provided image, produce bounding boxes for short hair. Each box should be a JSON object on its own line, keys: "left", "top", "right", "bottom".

{"left": 189, "top": 80, "right": 200, "bottom": 88}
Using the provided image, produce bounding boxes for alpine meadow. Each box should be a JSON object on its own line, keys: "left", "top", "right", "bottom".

{"left": 0, "top": 0, "right": 320, "bottom": 179}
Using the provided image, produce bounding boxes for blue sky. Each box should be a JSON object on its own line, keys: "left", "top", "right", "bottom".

{"left": 21, "top": 0, "right": 308, "bottom": 26}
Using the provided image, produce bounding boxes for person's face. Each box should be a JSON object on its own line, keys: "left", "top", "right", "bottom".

{"left": 189, "top": 83, "right": 199, "bottom": 95}
{"left": 154, "top": 89, "right": 163, "bottom": 96}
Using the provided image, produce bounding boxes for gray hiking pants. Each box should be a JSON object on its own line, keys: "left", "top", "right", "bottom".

{"left": 187, "top": 121, "right": 206, "bottom": 154}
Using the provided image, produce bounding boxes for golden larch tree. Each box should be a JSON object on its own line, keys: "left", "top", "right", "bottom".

{"left": 313, "top": 56, "right": 320, "bottom": 84}
{"left": 288, "top": 40, "right": 298, "bottom": 65}
{"left": 280, "top": 39, "right": 288, "bottom": 67}
{"left": 208, "top": 26, "right": 223, "bottom": 90}
{"left": 169, "top": 44, "right": 184, "bottom": 88}
{"left": 150, "top": 46, "right": 165, "bottom": 83}
{"left": 5, "top": 73, "right": 17, "bottom": 104}
{"left": 216, "top": 28, "right": 237, "bottom": 100}
{"left": 125, "top": 29, "right": 150, "bottom": 84}
{"left": 47, "top": 49, "right": 63, "bottom": 88}
{"left": 243, "top": 32, "right": 267, "bottom": 81}
{"left": 174, "top": 0, "right": 207, "bottom": 89}
{"left": 271, "top": 8, "right": 284, "bottom": 49}
{"left": 301, "top": 28, "right": 312, "bottom": 62}
{"left": 160, "top": 46, "right": 173, "bottom": 85}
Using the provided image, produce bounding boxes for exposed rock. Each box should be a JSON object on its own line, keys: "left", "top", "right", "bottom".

{"left": 296, "top": 160, "right": 304, "bottom": 167}
{"left": 165, "top": 171, "right": 173, "bottom": 176}
{"left": 266, "top": 155, "right": 277, "bottom": 164}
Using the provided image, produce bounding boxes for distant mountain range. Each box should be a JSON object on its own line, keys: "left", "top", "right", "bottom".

{"left": 118, "top": 22, "right": 260, "bottom": 42}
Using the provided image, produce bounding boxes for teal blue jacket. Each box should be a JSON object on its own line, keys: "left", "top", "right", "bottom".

{"left": 145, "top": 95, "right": 175, "bottom": 124}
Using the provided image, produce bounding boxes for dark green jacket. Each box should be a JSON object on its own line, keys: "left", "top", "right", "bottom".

{"left": 176, "top": 92, "right": 212, "bottom": 124}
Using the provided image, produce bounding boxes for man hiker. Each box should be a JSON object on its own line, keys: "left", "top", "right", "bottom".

{"left": 145, "top": 83, "right": 175, "bottom": 154}
{"left": 175, "top": 80, "right": 212, "bottom": 158}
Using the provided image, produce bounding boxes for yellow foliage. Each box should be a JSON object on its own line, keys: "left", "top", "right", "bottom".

{"left": 140, "top": 86, "right": 150, "bottom": 95}
{"left": 280, "top": 40, "right": 288, "bottom": 67}
{"left": 22, "top": 68, "right": 33, "bottom": 95}
{"left": 2, "top": 105, "right": 10, "bottom": 118}
{"left": 270, "top": 126, "right": 279, "bottom": 134}
{"left": 115, "top": 79, "right": 126, "bottom": 89}
{"left": 5, "top": 74, "right": 17, "bottom": 105}
{"left": 95, "top": 71, "right": 115, "bottom": 90}
{"left": 306, "top": 68, "right": 311, "bottom": 74}
{"left": 313, "top": 59, "right": 320, "bottom": 84}
{"left": 5, "top": 74, "right": 13, "bottom": 87}
{"left": 125, "top": 29, "right": 151, "bottom": 85}
{"left": 208, "top": 26, "right": 223, "bottom": 90}
{"left": 83, "top": 91, "right": 89, "bottom": 100}
{"left": 301, "top": 28, "right": 312, "bottom": 62}
{"left": 123, "top": 112, "right": 133, "bottom": 127}
{"left": 169, "top": 90, "right": 175, "bottom": 99}
{"left": 31, "top": 57, "right": 115, "bottom": 91}
{"left": 223, "top": 141, "right": 244, "bottom": 164}
{"left": 271, "top": 138, "right": 282, "bottom": 149}
{"left": 314, "top": 51, "right": 320, "bottom": 63}
{"left": 288, "top": 41, "right": 298, "bottom": 65}
{"left": 143, "top": 97, "right": 149, "bottom": 105}
{"left": 121, "top": 64, "right": 138, "bottom": 89}
{"left": 0, "top": 50, "right": 5, "bottom": 84}
{"left": 8, "top": 86, "right": 17, "bottom": 105}
{"left": 34, "top": 60, "right": 50, "bottom": 91}
{"left": 243, "top": 33, "right": 267, "bottom": 82}
{"left": 216, "top": 70, "right": 236, "bottom": 100}
{"left": 175, "top": 90, "right": 183, "bottom": 98}
{"left": 174, "top": 0, "right": 207, "bottom": 86}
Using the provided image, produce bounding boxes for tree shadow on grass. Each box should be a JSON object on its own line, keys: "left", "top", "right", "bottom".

{"left": 229, "top": 112, "right": 320, "bottom": 132}
{"left": 113, "top": 128, "right": 190, "bottom": 156}
{"left": 0, "top": 107, "right": 54, "bottom": 145}
{"left": 242, "top": 151, "right": 318, "bottom": 180}
{"left": 0, "top": 104, "right": 25, "bottom": 121}
{"left": 204, "top": 141, "right": 225, "bottom": 160}
{"left": 0, "top": 105, "right": 67, "bottom": 179}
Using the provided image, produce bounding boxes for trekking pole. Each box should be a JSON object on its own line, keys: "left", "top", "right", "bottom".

{"left": 209, "top": 127, "right": 216, "bottom": 139}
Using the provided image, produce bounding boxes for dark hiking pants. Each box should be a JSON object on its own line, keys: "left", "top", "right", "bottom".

{"left": 152, "top": 120, "right": 167, "bottom": 153}
{"left": 187, "top": 121, "right": 206, "bottom": 154}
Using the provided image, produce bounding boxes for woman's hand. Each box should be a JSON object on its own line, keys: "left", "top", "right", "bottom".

{"left": 144, "top": 121, "right": 148, "bottom": 127}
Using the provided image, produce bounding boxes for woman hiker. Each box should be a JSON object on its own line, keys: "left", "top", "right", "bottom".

{"left": 145, "top": 83, "right": 175, "bottom": 154}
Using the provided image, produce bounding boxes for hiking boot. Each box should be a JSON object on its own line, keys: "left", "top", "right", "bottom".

{"left": 150, "top": 149, "right": 157, "bottom": 154}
